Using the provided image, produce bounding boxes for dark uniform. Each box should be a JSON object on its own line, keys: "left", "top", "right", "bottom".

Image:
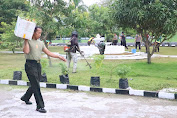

{"left": 98, "top": 41, "right": 105, "bottom": 55}
{"left": 121, "top": 33, "right": 128, "bottom": 49}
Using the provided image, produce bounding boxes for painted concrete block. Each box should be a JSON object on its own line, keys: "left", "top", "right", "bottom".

{"left": 158, "top": 92, "right": 175, "bottom": 100}
{"left": 46, "top": 83, "right": 56, "bottom": 88}
{"left": 17, "top": 81, "right": 27, "bottom": 86}
{"left": 56, "top": 84, "right": 67, "bottom": 89}
{"left": 78, "top": 86, "right": 90, "bottom": 91}
{"left": 0, "top": 79, "right": 9, "bottom": 84}
{"left": 40, "top": 82, "right": 46, "bottom": 88}
{"left": 103, "top": 88, "right": 116, "bottom": 94}
{"left": 67, "top": 85, "right": 78, "bottom": 90}
{"left": 129, "top": 90, "right": 144, "bottom": 96}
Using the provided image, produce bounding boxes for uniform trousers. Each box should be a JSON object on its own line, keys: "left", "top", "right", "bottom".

{"left": 21, "top": 60, "right": 44, "bottom": 109}
{"left": 67, "top": 52, "right": 78, "bottom": 73}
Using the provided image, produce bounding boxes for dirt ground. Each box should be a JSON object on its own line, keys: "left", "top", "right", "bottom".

{"left": 0, "top": 84, "right": 177, "bottom": 118}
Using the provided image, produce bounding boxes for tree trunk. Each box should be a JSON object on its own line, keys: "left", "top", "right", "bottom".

{"left": 147, "top": 53, "right": 151, "bottom": 64}
{"left": 12, "top": 48, "right": 15, "bottom": 54}
{"left": 47, "top": 56, "right": 52, "bottom": 67}
{"left": 16, "top": 40, "right": 19, "bottom": 48}
{"left": 146, "top": 41, "right": 152, "bottom": 64}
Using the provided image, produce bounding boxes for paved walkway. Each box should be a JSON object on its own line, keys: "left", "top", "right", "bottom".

{"left": 0, "top": 84, "right": 177, "bottom": 118}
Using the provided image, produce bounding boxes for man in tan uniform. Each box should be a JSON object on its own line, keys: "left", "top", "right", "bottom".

{"left": 21, "top": 26, "right": 66, "bottom": 113}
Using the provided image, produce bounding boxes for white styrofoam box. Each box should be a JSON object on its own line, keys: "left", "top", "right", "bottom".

{"left": 14, "top": 16, "right": 36, "bottom": 40}
{"left": 0, "top": 79, "right": 9, "bottom": 84}
{"left": 56, "top": 84, "right": 67, "bottom": 89}
{"left": 17, "top": 81, "right": 27, "bottom": 86}
{"left": 158, "top": 92, "right": 175, "bottom": 100}
{"left": 103, "top": 88, "right": 116, "bottom": 94}
{"left": 40, "top": 82, "right": 46, "bottom": 88}
{"left": 129, "top": 90, "right": 144, "bottom": 96}
{"left": 78, "top": 85, "right": 90, "bottom": 91}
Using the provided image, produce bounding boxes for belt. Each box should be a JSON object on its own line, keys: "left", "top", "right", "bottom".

{"left": 26, "top": 59, "right": 40, "bottom": 63}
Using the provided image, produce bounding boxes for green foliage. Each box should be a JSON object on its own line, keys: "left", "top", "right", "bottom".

{"left": 0, "top": 22, "right": 22, "bottom": 52}
{"left": 106, "top": 33, "right": 113, "bottom": 42}
{"left": 27, "top": 0, "right": 68, "bottom": 42}
{"left": 2, "top": 50, "right": 177, "bottom": 91}
{"left": 116, "top": 65, "right": 131, "bottom": 79}
{"left": 111, "top": 0, "right": 177, "bottom": 63}
{"left": 0, "top": 0, "right": 30, "bottom": 25}
{"left": 41, "top": 59, "right": 48, "bottom": 74}
{"left": 88, "top": 4, "right": 115, "bottom": 36}
{"left": 92, "top": 55, "right": 104, "bottom": 75}
{"left": 69, "top": 0, "right": 87, "bottom": 12}
{"left": 59, "top": 63, "right": 69, "bottom": 75}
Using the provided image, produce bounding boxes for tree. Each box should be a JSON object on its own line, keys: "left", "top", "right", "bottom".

{"left": 27, "top": 0, "right": 68, "bottom": 66}
{"left": 0, "top": 0, "right": 30, "bottom": 40}
{"left": 112, "top": 0, "right": 177, "bottom": 64}
{"left": 0, "top": 0, "right": 29, "bottom": 25}
{"left": 0, "top": 22, "right": 22, "bottom": 53}
{"left": 88, "top": 4, "right": 115, "bottom": 41}
{"left": 69, "top": 0, "right": 87, "bottom": 12}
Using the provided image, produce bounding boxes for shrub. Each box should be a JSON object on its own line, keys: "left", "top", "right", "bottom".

{"left": 41, "top": 59, "right": 48, "bottom": 74}
{"left": 59, "top": 63, "right": 69, "bottom": 75}
{"left": 92, "top": 55, "right": 104, "bottom": 75}
{"left": 116, "top": 65, "right": 131, "bottom": 79}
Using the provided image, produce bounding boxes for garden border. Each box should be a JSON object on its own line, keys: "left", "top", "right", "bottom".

{"left": 0, "top": 79, "right": 177, "bottom": 100}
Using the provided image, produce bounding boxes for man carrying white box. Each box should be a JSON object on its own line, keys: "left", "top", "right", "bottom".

{"left": 20, "top": 26, "right": 66, "bottom": 113}
{"left": 14, "top": 16, "right": 36, "bottom": 40}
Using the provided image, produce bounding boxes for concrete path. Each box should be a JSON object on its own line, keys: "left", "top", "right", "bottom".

{"left": 0, "top": 84, "right": 177, "bottom": 118}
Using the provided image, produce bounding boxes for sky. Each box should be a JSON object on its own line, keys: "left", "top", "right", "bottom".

{"left": 82, "top": 0, "right": 101, "bottom": 6}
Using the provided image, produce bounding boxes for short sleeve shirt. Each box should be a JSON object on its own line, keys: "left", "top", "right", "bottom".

{"left": 25, "top": 39, "right": 46, "bottom": 60}
{"left": 113, "top": 35, "right": 118, "bottom": 40}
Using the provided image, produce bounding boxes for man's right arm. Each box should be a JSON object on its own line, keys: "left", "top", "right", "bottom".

{"left": 23, "top": 39, "right": 30, "bottom": 54}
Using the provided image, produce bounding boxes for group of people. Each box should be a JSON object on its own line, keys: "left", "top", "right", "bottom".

{"left": 112, "top": 33, "right": 161, "bottom": 52}
{"left": 111, "top": 32, "right": 128, "bottom": 49}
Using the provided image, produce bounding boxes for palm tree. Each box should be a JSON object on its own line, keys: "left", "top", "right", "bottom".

{"left": 69, "top": 0, "right": 87, "bottom": 12}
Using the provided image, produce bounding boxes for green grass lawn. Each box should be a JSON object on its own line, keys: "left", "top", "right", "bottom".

{"left": 1, "top": 46, "right": 177, "bottom": 91}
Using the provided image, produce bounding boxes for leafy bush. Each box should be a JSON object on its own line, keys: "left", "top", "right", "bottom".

{"left": 41, "top": 59, "right": 48, "bottom": 74}
{"left": 116, "top": 65, "right": 131, "bottom": 79}
{"left": 59, "top": 63, "right": 69, "bottom": 75}
{"left": 92, "top": 55, "right": 104, "bottom": 75}
{"left": 106, "top": 33, "right": 113, "bottom": 42}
